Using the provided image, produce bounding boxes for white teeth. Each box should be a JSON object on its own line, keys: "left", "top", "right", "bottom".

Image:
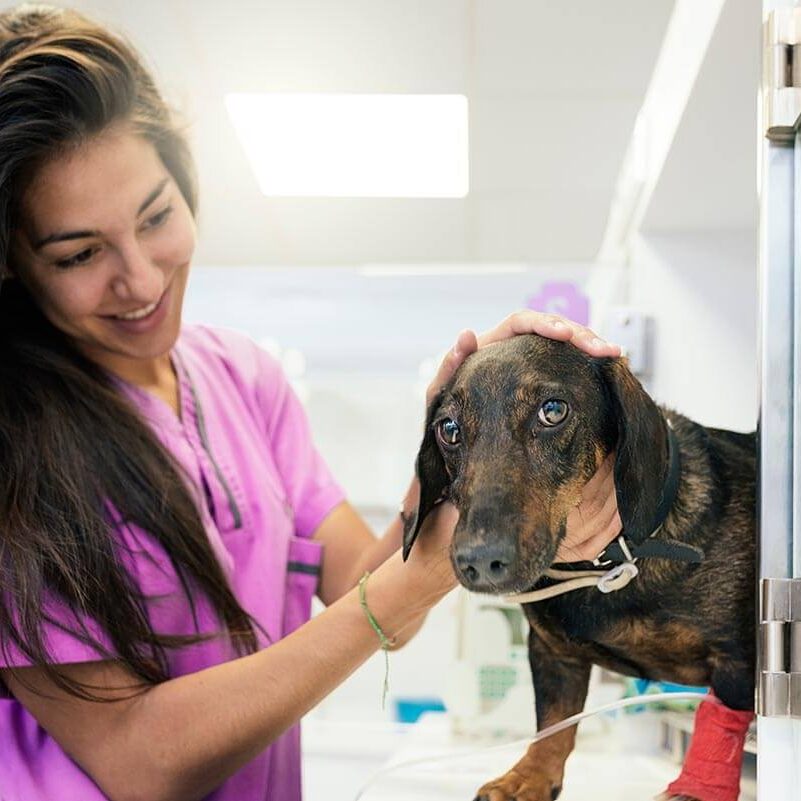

{"left": 114, "top": 300, "right": 159, "bottom": 320}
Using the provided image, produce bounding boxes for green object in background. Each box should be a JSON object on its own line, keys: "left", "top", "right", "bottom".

{"left": 479, "top": 664, "right": 518, "bottom": 701}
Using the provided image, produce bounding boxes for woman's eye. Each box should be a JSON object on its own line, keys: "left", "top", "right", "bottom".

{"left": 144, "top": 205, "right": 173, "bottom": 229}
{"left": 436, "top": 418, "right": 461, "bottom": 447}
{"left": 55, "top": 248, "right": 96, "bottom": 269}
{"left": 537, "top": 399, "right": 569, "bottom": 427}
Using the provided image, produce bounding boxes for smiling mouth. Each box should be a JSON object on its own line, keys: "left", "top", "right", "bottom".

{"left": 105, "top": 288, "right": 167, "bottom": 321}
{"left": 112, "top": 299, "right": 159, "bottom": 320}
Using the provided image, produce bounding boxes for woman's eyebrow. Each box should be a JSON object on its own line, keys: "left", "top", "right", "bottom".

{"left": 136, "top": 176, "right": 169, "bottom": 215}
{"left": 33, "top": 177, "right": 170, "bottom": 250}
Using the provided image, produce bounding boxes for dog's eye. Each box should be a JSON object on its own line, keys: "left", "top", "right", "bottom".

{"left": 436, "top": 418, "right": 461, "bottom": 447}
{"left": 537, "top": 399, "right": 569, "bottom": 427}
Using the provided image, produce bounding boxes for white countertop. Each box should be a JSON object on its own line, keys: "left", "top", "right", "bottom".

{"left": 352, "top": 712, "right": 755, "bottom": 801}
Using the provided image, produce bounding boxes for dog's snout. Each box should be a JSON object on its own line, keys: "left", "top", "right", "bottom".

{"left": 454, "top": 541, "right": 516, "bottom": 590}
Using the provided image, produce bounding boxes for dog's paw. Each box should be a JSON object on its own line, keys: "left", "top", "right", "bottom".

{"left": 473, "top": 769, "right": 560, "bottom": 801}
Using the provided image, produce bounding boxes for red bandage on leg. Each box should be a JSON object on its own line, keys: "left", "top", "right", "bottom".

{"left": 664, "top": 695, "right": 754, "bottom": 801}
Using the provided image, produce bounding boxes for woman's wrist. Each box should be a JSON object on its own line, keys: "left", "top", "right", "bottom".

{"left": 358, "top": 549, "right": 454, "bottom": 642}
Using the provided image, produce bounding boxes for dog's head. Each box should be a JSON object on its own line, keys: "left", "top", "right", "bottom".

{"left": 403, "top": 334, "right": 670, "bottom": 594}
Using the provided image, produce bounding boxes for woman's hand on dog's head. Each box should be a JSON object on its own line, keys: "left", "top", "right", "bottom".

{"left": 426, "top": 310, "right": 621, "bottom": 406}
{"left": 476, "top": 310, "right": 622, "bottom": 357}
{"left": 425, "top": 328, "right": 479, "bottom": 406}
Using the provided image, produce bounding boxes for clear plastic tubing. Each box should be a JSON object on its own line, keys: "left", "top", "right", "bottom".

{"left": 353, "top": 691, "right": 717, "bottom": 800}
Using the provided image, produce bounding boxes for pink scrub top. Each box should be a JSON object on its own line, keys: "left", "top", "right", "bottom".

{"left": 0, "top": 325, "right": 346, "bottom": 801}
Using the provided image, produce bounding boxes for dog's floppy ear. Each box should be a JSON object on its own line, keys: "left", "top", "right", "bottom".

{"left": 599, "top": 358, "right": 669, "bottom": 537}
{"left": 402, "top": 393, "right": 450, "bottom": 561}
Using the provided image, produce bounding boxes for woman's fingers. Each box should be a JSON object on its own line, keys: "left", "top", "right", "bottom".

{"left": 476, "top": 310, "right": 621, "bottom": 358}
{"left": 582, "top": 455, "right": 617, "bottom": 518}
{"left": 425, "top": 328, "right": 478, "bottom": 406}
{"left": 557, "top": 453, "right": 622, "bottom": 562}
{"left": 556, "top": 510, "right": 623, "bottom": 563}
{"left": 425, "top": 312, "right": 620, "bottom": 407}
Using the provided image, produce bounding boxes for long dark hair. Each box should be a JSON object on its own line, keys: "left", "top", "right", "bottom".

{"left": 0, "top": 5, "right": 258, "bottom": 700}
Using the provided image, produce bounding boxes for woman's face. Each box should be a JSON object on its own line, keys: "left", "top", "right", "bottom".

{"left": 10, "top": 124, "right": 196, "bottom": 377}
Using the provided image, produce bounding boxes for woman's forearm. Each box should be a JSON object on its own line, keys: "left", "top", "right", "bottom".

{"left": 109, "top": 552, "right": 448, "bottom": 801}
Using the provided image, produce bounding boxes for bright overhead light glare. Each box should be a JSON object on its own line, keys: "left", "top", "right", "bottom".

{"left": 225, "top": 93, "right": 469, "bottom": 198}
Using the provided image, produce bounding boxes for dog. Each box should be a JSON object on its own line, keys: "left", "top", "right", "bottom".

{"left": 402, "top": 334, "right": 755, "bottom": 801}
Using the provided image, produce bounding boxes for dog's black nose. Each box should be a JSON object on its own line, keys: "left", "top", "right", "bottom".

{"left": 454, "top": 542, "right": 515, "bottom": 589}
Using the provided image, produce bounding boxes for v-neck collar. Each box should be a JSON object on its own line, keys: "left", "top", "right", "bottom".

{"left": 108, "top": 345, "right": 188, "bottom": 433}
{"left": 108, "top": 341, "right": 244, "bottom": 532}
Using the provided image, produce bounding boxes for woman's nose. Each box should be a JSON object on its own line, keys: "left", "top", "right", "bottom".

{"left": 110, "top": 241, "right": 162, "bottom": 300}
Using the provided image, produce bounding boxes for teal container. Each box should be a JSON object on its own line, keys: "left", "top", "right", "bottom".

{"left": 393, "top": 697, "right": 446, "bottom": 723}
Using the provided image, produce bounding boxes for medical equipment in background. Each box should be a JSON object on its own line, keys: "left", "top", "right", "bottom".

{"left": 603, "top": 307, "right": 653, "bottom": 377}
{"left": 442, "top": 590, "right": 535, "bottom": 738}
{"left": 442, "top": 590, "right": 622, "bottom": 741}
{"left": 443, "top": 590, "right": 643, "bottom": 741}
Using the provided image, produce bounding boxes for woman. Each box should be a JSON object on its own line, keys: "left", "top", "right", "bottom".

{"left": 0, "top": 6, "right": 622, "bottom": 801}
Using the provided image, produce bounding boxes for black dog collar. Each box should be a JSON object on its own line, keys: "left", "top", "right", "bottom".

{"left": 593, "top": 420, "right": 703, "bottom": 566}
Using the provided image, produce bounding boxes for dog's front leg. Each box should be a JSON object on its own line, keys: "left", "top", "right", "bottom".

{"left": 473, "top": 627, "right": 591, "bottom": 801}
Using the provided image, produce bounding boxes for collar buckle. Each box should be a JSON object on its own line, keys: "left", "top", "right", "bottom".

{"left": 593, "top": 533, "right": 635, "bottom": 567}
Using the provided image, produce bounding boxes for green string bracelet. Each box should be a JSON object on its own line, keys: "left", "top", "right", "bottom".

{"left": 358, "top": 571, "right": 396, "bottom": 709}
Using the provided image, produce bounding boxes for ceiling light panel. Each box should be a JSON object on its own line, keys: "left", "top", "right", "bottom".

{"left": 226, "top": 93, "right": 469, "bottom": 198}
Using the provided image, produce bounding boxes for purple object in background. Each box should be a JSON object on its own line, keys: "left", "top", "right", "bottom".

{"left": 526, "top": 281, "right": 589, "bottom": 326}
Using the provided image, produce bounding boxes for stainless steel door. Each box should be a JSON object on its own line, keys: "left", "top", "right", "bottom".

{"left": 758, "top": 3, "right": 801, "bottom": 796}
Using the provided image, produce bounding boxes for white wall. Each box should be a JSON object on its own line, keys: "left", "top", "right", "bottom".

{"left": 628, "top": 229, "right": 757, "bottom": 433}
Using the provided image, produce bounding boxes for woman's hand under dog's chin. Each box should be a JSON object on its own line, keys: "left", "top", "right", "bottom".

{"left": 555, "top": 453, "right": 622, "bottom": 563}
{"left": 402, "top": 500, "right": 460, "bottom": 601}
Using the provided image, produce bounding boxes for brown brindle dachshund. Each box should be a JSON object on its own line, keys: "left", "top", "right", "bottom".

{"left": 402, "top": 334, "right": 755, "bottom": 801}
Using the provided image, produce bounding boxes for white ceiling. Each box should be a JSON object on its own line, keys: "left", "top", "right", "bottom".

{"left": 17, "top": 1, "right": 680, "bottom": 264}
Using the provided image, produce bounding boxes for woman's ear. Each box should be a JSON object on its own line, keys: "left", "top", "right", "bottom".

{"left": 401, "top": 393, "right": 450, "bottom": 561}
{"left": 599, "top": 357, "right": 669, "bottom": 539}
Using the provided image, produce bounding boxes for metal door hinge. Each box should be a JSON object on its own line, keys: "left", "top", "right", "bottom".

{"left": 764, "top": 9, "right": 801, "bottom": 141}
{"left": 758, "top": 577, "right": 801, "bottom": 717}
